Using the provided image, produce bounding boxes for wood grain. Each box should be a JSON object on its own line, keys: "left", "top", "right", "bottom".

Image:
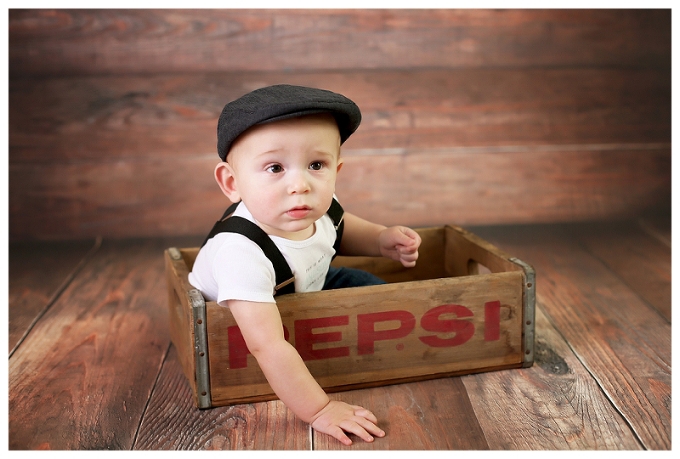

{"left": 8, "top": 239, "right": 176, "bottom": 449}
{"left": 8, "top": 144, "right": 670, "bottom": 240}
{"left": 9, "top": 9, "right": 670, "bottom": 77}
{"left": 8, "top": 64, "right": 670, "bottom": 241}
{"left": 471, "top": 224, "right": 671, "bottom": 449}
{"left": 574, "top": 221, "right": 671, "bottom": 322}
{"left": 336, "top": 146, "right": 670, "bottom": 228}
{"left": 462, "top": 306, "right": 641, "bottom": 449}
{"left": 314, "top": 377, "right": 490, "bottom": 450}
{"left": 8, "top": 68, "right": 671, "bottom": 163}
{"left": 165, "top": 248, "right": 202, "bottom": 404}
{"left": 203, "top": 274, "right": 524, "bottom": 406}
{"left": 6, "top": 9, "right": 674, "bottom": 447}
{"left": 133, "top": 345, "right": 310, "bottom": 450}
{"left": 6, "top": 221, "right": 672, "bottom": 450}
{"left": 8, "top": 239, "right": 98, "bottom": 354}
{"left": 8, "top": 9, "right": 671, "bottom": 243}
{"left": 638, "top": 215, "right": 671, "bottom": 248}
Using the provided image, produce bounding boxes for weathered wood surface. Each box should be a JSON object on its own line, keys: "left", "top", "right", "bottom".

{"left": 462, "top": 306, "right": 642, "bottom": 449}
{"left": 8, "top": 219, "right": 670, "bottom": 450}
{"left": 9, "top": 9, "right": 670, "bottom": 77}
{"left": 203, "top": 274, "right": 524, "bottom": 405}
{"left": 8, "top": 9, "right": 671, "bottom": 242}
{"left": 166, "top": 226, "right": 527, "bottom": 408}
{"left": 471, "top": 221, "right": 671, "bottom": 450}
{"left": 133, "top": 346, "right": 310, "bottom": 450}
{"left": 8, "top": 239, "right": 98, "bottom": 354}
{"left": 8, "top": 140, "right": 670, "bottom": 240}
{"left": 314, "top": 378, "right": 490, "bottom": 450}
{"left": 577, "top": 221, "right": 671, "bottom": 322}
{"left": 638, "top": 216, "right": 671, "bottom": 248}
{"left": 8, "top": 238, "right": 195, "bottom": 450}
{"left": 7, "top": 69, "right": 671, "bottom": 164}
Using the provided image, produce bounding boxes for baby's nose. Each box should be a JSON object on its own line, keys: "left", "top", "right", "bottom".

{"left": 288, "top": 171, "right": 311, "bottom": 194}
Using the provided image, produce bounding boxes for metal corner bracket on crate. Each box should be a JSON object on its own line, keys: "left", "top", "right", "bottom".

{"left": 167, "top": 246, "right": 213, "bottom": 408}
{"left": 510, "top": 257, "right": 536, "bottom": 367}
{"left": 189, "top": 288, "right": 212, "bottom": 409}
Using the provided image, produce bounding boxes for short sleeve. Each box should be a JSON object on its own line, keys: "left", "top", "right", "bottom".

{"left": 210, "top": 234, "right": 277, "bottom": 305}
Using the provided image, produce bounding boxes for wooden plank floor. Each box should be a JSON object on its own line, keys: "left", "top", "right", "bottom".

{"left": 8, "top": 218, "right": 671, "bottom": 450}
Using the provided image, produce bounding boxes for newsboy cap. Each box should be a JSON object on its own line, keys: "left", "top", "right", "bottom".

{"left": 216, "top": 84, "right": 362, "bottom": 161}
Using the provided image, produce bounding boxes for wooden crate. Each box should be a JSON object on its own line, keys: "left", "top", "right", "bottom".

{"left": 165, "top": 225, "right": 535, "bottom": 409}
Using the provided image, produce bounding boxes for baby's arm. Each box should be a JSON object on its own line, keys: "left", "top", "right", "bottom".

{"left": 227, "top": 299, "right": 385, "bottom": 445}
{"left": 339, "top": 212, "right": 421, "bottom": 267}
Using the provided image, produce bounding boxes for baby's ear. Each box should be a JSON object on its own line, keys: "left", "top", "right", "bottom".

{"left": 214, "top": 162, "right": 241, "bottom": 202}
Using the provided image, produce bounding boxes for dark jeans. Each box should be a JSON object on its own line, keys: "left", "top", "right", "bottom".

{"left": 322, "top": 266, "right": 386, "bottom": 290}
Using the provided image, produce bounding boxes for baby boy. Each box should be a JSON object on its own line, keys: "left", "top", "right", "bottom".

{"left": 189, "top": 84, "right": 421, "bottom": 445}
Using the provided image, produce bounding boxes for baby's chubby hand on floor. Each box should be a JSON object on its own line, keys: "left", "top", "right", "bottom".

{"left": 309, "top": 400, "right": 386, "bottom": 446}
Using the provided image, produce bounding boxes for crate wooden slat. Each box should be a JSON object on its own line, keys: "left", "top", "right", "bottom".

{"left": 166, "top": 225, "right": 535, "bottom": 408}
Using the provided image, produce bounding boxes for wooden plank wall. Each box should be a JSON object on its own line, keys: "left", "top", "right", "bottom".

{"left": 8, "top": 9, "right": 671, "bottom": 241}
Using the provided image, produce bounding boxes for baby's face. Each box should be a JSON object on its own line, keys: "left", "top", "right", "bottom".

{"left": 227, "top": 114, "right": 343, "bottom": 240}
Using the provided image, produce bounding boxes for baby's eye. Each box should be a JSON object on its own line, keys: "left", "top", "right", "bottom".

{"left": 266, "top": 164, "right": 284, "bottom": 173}
{"left": 309, "top": 161, "right": 325, "bottom": 171}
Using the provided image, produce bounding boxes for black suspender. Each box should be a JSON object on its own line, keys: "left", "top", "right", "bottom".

{"left": 326, "top": 198, "right": 345, "bottom": 256}
{"left": 201, "top": 198, "right": 345, "bottom": 296}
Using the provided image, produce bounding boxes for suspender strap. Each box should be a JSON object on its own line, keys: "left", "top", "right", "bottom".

{"left": 201, "top": 198, "right": 345, "bottom": 296}
{"left": 327, "top": 198, "right": 345, "bottom": 256}
{"left": 200, "top": 201, "right": 241, "bottom": 248}
{"left": 202, "top": 214, "right": 296, "bottom": 295}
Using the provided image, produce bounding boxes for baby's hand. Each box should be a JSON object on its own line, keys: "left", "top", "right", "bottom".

{"left": 309, "top": 400, "right": 385, "bottom": 446}
{"left": 378, "top": 226, "right": 421, "bottom": 267}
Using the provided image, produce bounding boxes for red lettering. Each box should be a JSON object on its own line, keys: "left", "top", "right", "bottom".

{"left": 295, "top": 315, "right": 350, "bottom": 361}
{"left": 227, "top": 325, "right": 249, "bottom": 369}
{"left": 357, "top": 310, "right": 415, "bottom": 355}
{"left": 419, "top": 304, "right": 474, "bottom": 347}
{"left": 484, "top": 300, "right": 501, "bottom": 341}
{"left": 226, "top": 300, "right": 504, "bottom": 369}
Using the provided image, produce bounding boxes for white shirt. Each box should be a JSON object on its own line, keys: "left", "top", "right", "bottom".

{"left": 188, "top": 202, "right": 337, "bottom": 305}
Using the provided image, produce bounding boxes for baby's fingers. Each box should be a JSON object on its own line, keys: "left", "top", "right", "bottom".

{"left": 327, "top": 425, "right": 353, "bottom": 446}
{"left": 350, "top": 407, "right": 386, "bottom": 440}
{"left": 357, "top": 418, "right": 386, "bottom": 439}
{"left": 339, "top": 419, "right": 379, "bottom": 444}
{"left": 351, "top": 406, "right": 378, "bottom": 424}
{"left": 397, "top": 246, "right": 419, "bottom": 267}
{"left": 399, "top": 245, "right": 419, "bottom": 258}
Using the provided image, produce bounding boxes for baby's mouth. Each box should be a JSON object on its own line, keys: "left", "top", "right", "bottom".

{"left": 286, "top": 206, "right": 312, "bottom": 219}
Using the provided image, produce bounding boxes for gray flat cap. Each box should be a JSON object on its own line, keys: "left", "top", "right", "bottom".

{"left": 217, "top": 84, "right": 362, "bottom": 161}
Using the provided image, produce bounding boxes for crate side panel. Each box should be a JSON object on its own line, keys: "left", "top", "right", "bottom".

{"left": 165, "top": 251, "right": 198, "bottom": 397}
{"left": 180, "top": 248, "right": 200, "bottom": 271}
{"left": 206, "top": 272, "right": 523, "bottom": 406}
{"left": 445, "top": 226, "right": 523, "bottom": 277}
